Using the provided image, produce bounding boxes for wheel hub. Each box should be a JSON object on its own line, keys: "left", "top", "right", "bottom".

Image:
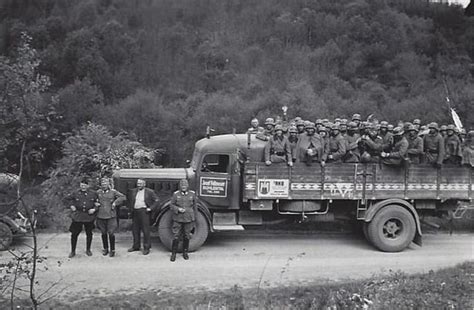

{"left": 383, "top": 219, "right": 402, "bottom": 239}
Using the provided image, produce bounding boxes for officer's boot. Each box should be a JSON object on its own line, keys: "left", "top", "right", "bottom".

{"left": 86, "top": 232, "right": 93, "bottom": 256}
{"left": 170, "top": 240, "right": 178, "bottom": 262}
{"left": 69, "top": 234, "right": 78, "bottom": 258}
{"left": 101, "top": 234, "right": 109, "bottom": 256}
{"left": 183, "top": 238, "right": 189, "bottom": 260}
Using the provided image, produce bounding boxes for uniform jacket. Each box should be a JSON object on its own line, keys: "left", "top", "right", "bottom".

{"left": 423, "top": 133, "right": 445, "bottom": 165}
{"left": 444, "top": 134, "right": 462, "bottom": 160}
{"left": 407, "top": 135, "right": 424, "bottom": 164}
{"left": 97, "top": 188, "right": 126, "bottom": 219}
{"left": 256, "top": 128, "right": 273, "bottom": 141}
{"left": 461, "top": 142, "right": 474, "bottom": 167}
{"left": 127, "top": 187, "right": 159, "bottom": 212}
{"left": 380, "top": 132, "right": 393, "bottom": 151}
{"left": 343, "top": 133, "right": 361, "bottom": 162}
{"left": 295, "top": 133, "right": 323, "bottom": 162}
{"left": 288, "top": 135, "right": 298, "bottom": 161}
{"left": 247, "top": 126, "right": 264, "bottom": 134}
{"left": 323, "top": 133, "right": 346, "bottom": 162}
{"left": 170, "top": 190, "right": 197, "bottom": 223}
{"left": 359, "top": 135, "right": 383, "bottom": 156}
{"left": 66, "top": 189, "right": 98, "bottom": 222}
{"left": 264, "top": 135, "right": 292, "bottom": 162}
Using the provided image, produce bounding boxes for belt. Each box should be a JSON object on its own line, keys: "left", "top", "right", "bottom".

{"left": 273, "top": 152, "right": 285, "bottom": 156}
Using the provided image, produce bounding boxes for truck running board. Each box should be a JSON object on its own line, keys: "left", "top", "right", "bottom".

{"left": 212, "top": 225, "right": 245, "bottom": 231}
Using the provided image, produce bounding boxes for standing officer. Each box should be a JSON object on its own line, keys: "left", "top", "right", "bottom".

{"left": 127, "top": 179, "right": 159, "bottom": 255}
{"left": 170, "top": 179, "right": 197, "bottom": 262}
{"left": 66, "top": 178, "right": 99, "bottom": 258}
{"left": 96, "top": 179, "right": 126, "bottom": 257}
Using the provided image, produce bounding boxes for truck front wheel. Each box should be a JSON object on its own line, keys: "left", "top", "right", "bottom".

{"left": 158, "top": 209, "right": 209, "bottom": 252}
{"left": 367, "top": 205, "right": 416, "bottom": 252}
{"left": 0, "top": 222, "right": 13, "bottom": 251}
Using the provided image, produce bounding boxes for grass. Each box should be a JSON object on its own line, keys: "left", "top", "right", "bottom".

{"left": 29, "top": 261, "right": 472, "bottom": 309}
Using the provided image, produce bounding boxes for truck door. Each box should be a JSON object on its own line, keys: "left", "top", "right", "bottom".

{"left": 197, "top": 153, "right": 240, "bottom": 209}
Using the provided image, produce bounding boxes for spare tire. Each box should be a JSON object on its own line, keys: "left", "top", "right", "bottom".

{"left": 158, "top": 209, "right": 209, "bottom": 252}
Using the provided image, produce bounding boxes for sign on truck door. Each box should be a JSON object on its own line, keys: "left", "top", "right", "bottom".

{"left": 197, "top": 153, "right": 239, "bottom": 209}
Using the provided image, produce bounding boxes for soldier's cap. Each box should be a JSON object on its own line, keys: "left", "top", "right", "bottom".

{"left": 446, "top": 124, "right": 456, "bottom": 131}
{"left": 315, "top": 119, "right": 323, "bottom": 125}
{"left": 340, "top": 118, "right": 348, "bottom": 124}
{"left": 380, "top": 121, "right": 389, "bottom": 128}
{"left": 428, "top": 122, "right": 439, "bottom": 130}
{"left": 289, "top": 126, "right": 298, "bottom": 133}
{"left": 264, "top": 118, "right": 275, "bottom": 126}
{"left": 274, "top": 124, "right": 284, "bottom": 132}
{"left": 387, "top": 124, "right": 394, "bottom": 131}
{"left": 179, "top": 179, "right": 189, "bottom": 187}
{"left": 440, "top": 125, "right": 447, "bottom": 131}
{"left": 407, "top": 124, "right": 418, "bottom": 132}
{"left": 420, "top": 125, "right": 428, "bottom": 131}
{"left": 296, "top": 120, "right": 305, "bottom": 126}
{"left": 331, "top": 124, "right": 340, "bottom": 131}
{"left": 413, "top": 119, "right": 421, "bottom": 125}
{"left": 348, "top": 121, "right": 358, "bottom": 129}
{"left": 352, "top": 113, "right": 361, "bottom": 121}
{"left": 305, "top": 122, "right": 316, "bottom": 129}
{"left": 334, "top": 118, "right": 341, "bottom": 122}
{"left": 392, "top": 127, "right": 404, "bottom": 136}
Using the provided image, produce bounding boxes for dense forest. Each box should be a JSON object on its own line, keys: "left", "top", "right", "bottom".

{"left": 1, "top": 0, "right": 473, "bottom": 179}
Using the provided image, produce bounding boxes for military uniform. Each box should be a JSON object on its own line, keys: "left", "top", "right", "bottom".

{"left": 264, "top": 135, "right": 292, "bottom": 163}
{"left": 461, "top": 131, "right": 474, "bottom": 167}
{"left": 382, "top": 136, "right": 409, "bottom": 166}
{"left": 423, "top": 133, "right": 445, "bottom": 166}
{"left": 295, "top": 124, "right": 323, "bottom": 164}
{"left": 358, "top": 135, "right": 383, "bottom": 163}
{"left": 66, "top": 188, "right": 99, "bottom": 256}
{"left": 323, "top": 131, "right": 346, "bottom": 163}
{"left": 444, "top": 133, "right": 462, "bottom": 165}
{"left": 97, "top": 187, "right": 126, "bottom": 256}
{"left": 406, "top": 134, "right": 424, "bottom": 164}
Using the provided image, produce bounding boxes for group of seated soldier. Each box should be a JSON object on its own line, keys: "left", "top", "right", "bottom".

{"left": 246, "top": 114, "right": 474, "bottom": 168}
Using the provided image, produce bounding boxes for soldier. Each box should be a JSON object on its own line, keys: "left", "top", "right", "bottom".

{"left": 413, "top": 119, "right": 421, "bottom": 131}
{"left": 322, "top": 124, "right": 347, "bottom": 164}
{"left": 315, "top": 119, "right": 324, "bottom": 132}
{"left": 295, "top": 122, "right": 323, "bottom": 166}
{"left": 287, "top": 126, "right": 299, "bottom": 162}
{"left": 381, "top": 127, "right": 408, "bottom": 166}
{"left": 318, "top": 126, "right": 330, "bottom": 162}
{"left": 406, "top": 125, "right": 424, "bottom": 164}
{"left": 264, "top": 125, "right": 293, "bottom": 166}
{"left": 459, "top": 128, "right": 467, "bottom": 147}
{"left": 379, "top": 121, "right": 393, "bottom": 151}
{"left": 66, "top": 178, "right": 99, "bottom": 258}
{"left": 296, "top": 119, "right": 306, "bottom": 135}
{"left": 339, "top": 119, "right": 348, "bottom": 136}
{"left": 444, "top": 124, "right": 462, "bottom": 165}
{"left": 461, "top": 130, "right": 474, "bottom": 167}
{"left": 256, "top": 118, "right": 275, "bottom": 141}
{"left": 127, "top": 179, "right": 159, "bottom": 255}
{"left": 96, "top": 179, "right": 126, "bottom": 257}
{"left": 423, "top": 122, "right": 445, "bottom": 168}
{"left": 343, "top": 122, "right": 360, "bottom": 163}
{"left": 387, "top": 124, "right": 394, "bottom": 134}
{"left": 170, "top": 179, "right": 197, "bottom": 262}
{"left": 247, "top": 118, "right": 264, "bottom": 134}
{"left": 358, "top": 124, "right": 383, "bottom": 163}
{"left": 352, "top": 114, "right": 361, "bottom": 127}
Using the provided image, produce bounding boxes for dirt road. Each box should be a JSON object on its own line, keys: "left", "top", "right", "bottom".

{"left": 2, "top": 231, "right": 472, "bottom": 301}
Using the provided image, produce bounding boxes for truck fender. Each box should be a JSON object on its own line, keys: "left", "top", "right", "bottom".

{"left": 0, "top": 215, "right": 20, "bottom": 234}
{"left": 364, "top": 199, "right": 422, "bottom": 246}
{"left": 153, "top": 198, "right": 213, "bottom": 232}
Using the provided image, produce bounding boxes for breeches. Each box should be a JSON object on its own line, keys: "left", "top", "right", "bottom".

{"left": 172, "top": 221, "right": 194, "bottom": 240}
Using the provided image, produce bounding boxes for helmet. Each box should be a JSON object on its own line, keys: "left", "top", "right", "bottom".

{"left": 289, "top": 126, "right": 298, "bottom": 133}
{"left": 348, "top": 121, "right": 358, "bottom": 128}
{"left": 352, "top": 113, "right": 361, "bottom": 121}
{"left": 322, "top": 118, "right": 329, "bottom": 124}
{"left": 387, "top": 124, "right": 394, "bottom": 131}
{"left": 468, "top": 130, "right": 474, "bottom": 139}
{"left": 318, "top": 126, "right": 328, "bottom": 133}
{"left": 274, "top": 124, "right": 283, "bottom": 132}
{"left": 428, "top": 122, "right": 439, "bottom": 130}
{"left": 331, "top": 124, "right": 340, "bottom": 131}
{"left": 265, "top": 118, "right": 275, "bottom": 126}
{"left": 360, "top": 152, "right": 372, "bottom": 162}
{"left": 296, "top": 120, "right": 305, "bottom": 127}
{"left": 294, "top": 117, "right": 302, "bottom": 122}
{"left": 305, "top": 122, "right": 316, "bottom": 129}
{"left": 446, "top": 124, "right": 456, "bottom": 131}
{"left": 334, "top": 118, "right": 341, "bottom": 123}
{"left": 440, "top": 125, "right": 447, "bottom": 131}
{"left": 403, "top": 122, "right": 412, "bottom": 131}
{"left": 341, "top": 118, "right": 348, "bottom": 124}
{"left": 413, "top": 119, "right": 421, "bottom": 125}
{"left": 393, "top": 127, "right": 404, "bottom": 136}
{"left": 380, "top": 121, "right": 389, "bottom": 128}
{"left": 315, "top": 119, "right": 323, "bottom": 125}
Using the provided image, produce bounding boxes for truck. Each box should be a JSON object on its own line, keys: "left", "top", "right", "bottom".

{"left": 113, "top": 133, "right": 474, "bottom": 252}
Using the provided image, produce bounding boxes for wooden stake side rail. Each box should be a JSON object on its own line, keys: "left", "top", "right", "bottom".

{"left": 243, "top": 162, "right": 473, "bottom": 202}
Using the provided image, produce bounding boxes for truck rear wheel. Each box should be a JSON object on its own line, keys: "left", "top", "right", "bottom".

{"left": 0, "top": 222, "right": 13, "bottom": 251}
{"left": 158, "top": 209, "right": 209, "bottom": 252}
{"left": 367, "top": 205, "right": 415, "bottom": 252}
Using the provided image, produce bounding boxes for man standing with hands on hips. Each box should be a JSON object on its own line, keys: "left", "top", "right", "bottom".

{"left": 127, "top": 179, "right": 159, "bottom": 255}
{"left": 170, "top": 179, "right": 197, "bottom": 262}
{"left": 66, "top": 178, "right": 99, "bottom": 258}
